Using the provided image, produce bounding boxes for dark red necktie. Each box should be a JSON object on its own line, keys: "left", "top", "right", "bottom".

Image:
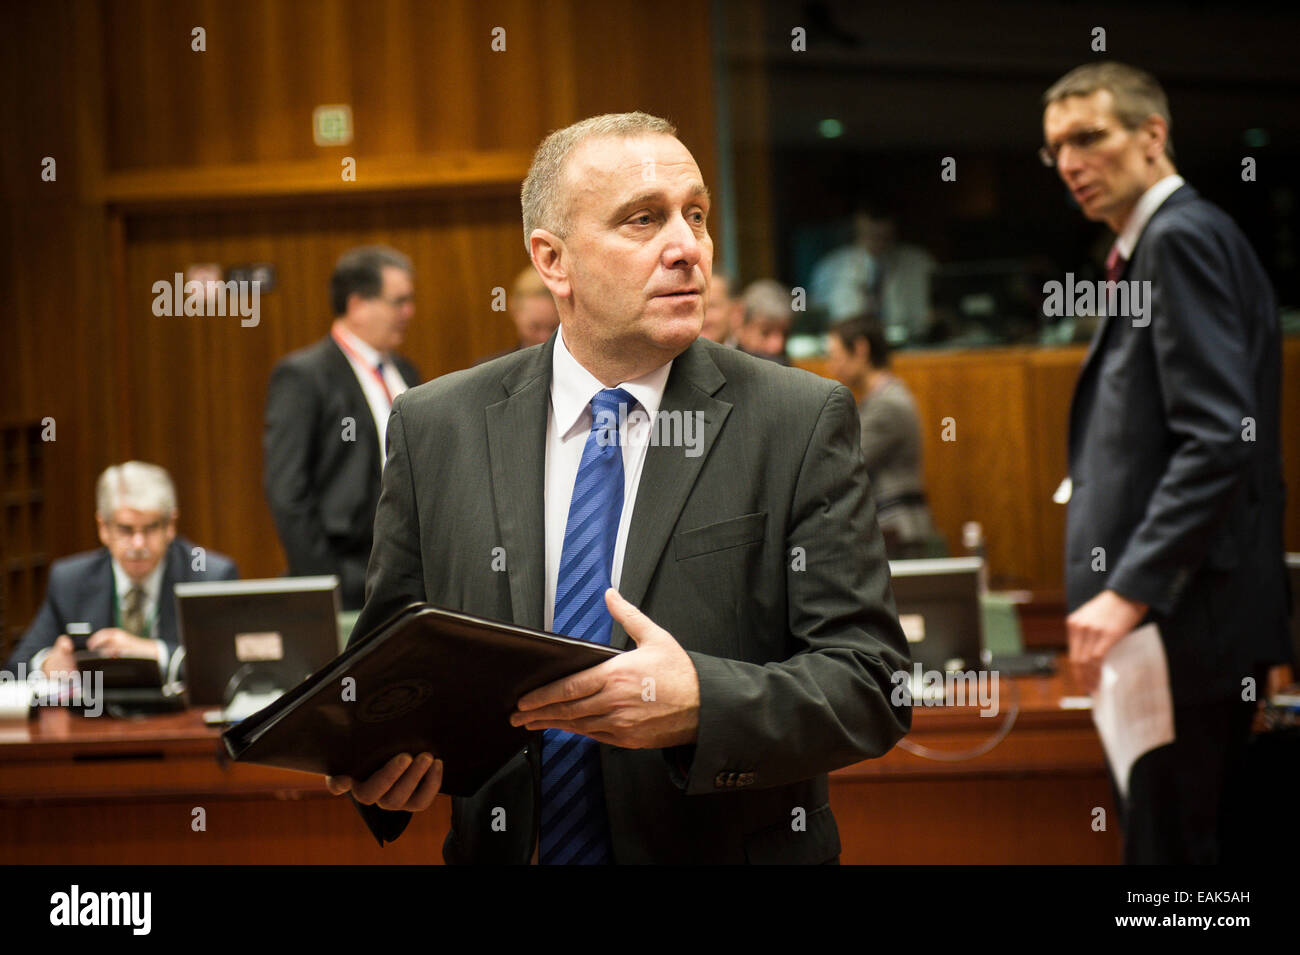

{"left": 1105, "top": 244, "right": 1126, "bottom": 283}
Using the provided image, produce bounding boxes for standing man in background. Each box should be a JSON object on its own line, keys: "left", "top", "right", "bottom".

{"left": 1044, "top": 62, "right": 1290, "bottom": 863}
{"left": 810, "top": 204, "right": 936, "bottom": 343}
{"left": 264, "top": 245, "right": 420, "bottom": 610}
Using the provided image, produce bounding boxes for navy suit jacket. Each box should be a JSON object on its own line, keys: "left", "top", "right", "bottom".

{"left": 1066, "top": 184, "right": 1292, "bottom": 704}
{"left": 4, "top": 536, "right": 238, "bottom": 671}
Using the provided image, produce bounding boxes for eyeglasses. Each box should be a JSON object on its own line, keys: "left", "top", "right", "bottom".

{"left": 105, "top": 518, "right": 172, "bottom": 539}
{"left": 1039, "top": 126, "right": 1112, "bottom": 167}
{"left": 379, "top": 294, "right": 415, "bottom": 308}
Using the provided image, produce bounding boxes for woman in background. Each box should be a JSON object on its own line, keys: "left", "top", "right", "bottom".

{"left": 826, "top": 316, "right": 936, "bottom": 558}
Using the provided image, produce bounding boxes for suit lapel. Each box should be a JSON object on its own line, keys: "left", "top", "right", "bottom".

{"left": 1068, "top": 184, "right": 1198, "bottom": 460}
{"left": 486, "top": 340, "right": 553, "bottom": 630}
{"left": 85, "top": 549, "right": 115, "bottom": 631}
{"left": 324, "top": 337, "right": 382, "bottom": 475}
{"left": 611, "top": 342, "right": 731, "bottom": 650}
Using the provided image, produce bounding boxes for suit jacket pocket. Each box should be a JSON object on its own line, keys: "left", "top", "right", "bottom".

{"left": 673, "top": 511, "right": 767, "bottom": 561}
{"left": 743, "top": 803, "right": 841, "bottom": 864}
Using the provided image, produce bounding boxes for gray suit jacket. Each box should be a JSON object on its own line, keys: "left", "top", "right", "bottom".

{"left": 349, "top": 333, "right": 911, "bottom": 863}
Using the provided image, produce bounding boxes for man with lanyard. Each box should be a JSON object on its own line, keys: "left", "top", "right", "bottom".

{"left": 264, "top": 245, "right": 420, "bottom": 610}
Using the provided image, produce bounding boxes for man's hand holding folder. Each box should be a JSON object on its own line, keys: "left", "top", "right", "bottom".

{"left": 322, "top": 589, "right": 699, "bottom": 812}
{"left": 327, "top": 752, "right": 444, "bottom": 812}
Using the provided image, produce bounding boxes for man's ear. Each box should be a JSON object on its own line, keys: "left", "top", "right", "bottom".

{"left": 529, "top": 230, "right": 571, "bottom": 301}
{"left": 344, "top": 291, "right": 371, "bottom": 319}
{"left": 1140, "top": 114, "right": 1169, "bottom": 161}
{"left": 96, "top": 516, "right": 111, "bottom": 550}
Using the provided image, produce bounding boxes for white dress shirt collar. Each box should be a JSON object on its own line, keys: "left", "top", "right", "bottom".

{"left": 111, "top": 554, "right": 166, "bottom": 623}
{"left": 333, "top": 322, "right": 387, "bottom": 366}
{"left": 1115, "top": 174, "right": 1185, "bottom": 260}
{"left": 550, "top": 327, "right": 673, "bottom": 440}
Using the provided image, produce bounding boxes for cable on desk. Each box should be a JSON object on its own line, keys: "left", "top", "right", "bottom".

{"left": 895, "top": 673, "right": 1021, "bottom": 761}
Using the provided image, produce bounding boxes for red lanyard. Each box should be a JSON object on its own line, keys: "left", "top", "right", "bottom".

{"left": 332, "top": 328, "right": 395, "bottom": 404}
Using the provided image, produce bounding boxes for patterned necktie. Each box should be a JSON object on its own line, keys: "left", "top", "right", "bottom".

{"left": 122, "top": 586, "right": 146, "bottom": 636}
{"left": 540, "top": 386, "right": 634, "bottom": 865}
{"left": 373, "top": 360, "right": 395, "bottom": 404}
{"left": 1105, "top": 243, "right": 1126, "bottom": 284}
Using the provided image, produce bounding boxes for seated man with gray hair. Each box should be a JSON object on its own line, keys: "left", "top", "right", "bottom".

{"left": 3, "top": 461, "right": 237, "bottom": 680}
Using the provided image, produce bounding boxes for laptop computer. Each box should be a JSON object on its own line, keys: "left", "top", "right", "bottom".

{"left": 174, "top": 576, "right": 342, "bottom": 720}
{"left": 888, "top": 557, "right": 985, "bottom": 675}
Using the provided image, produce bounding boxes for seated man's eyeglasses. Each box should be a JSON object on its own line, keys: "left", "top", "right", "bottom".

{"left": 107, "top": 518, "right": 172, "bottom": 539}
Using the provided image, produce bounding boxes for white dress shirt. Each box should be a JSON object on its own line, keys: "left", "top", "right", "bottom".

{"left": 332, "top": 323, "right": 411, "bottom": 463}
{"left": 543, "top": 328, "right": 673, "bottom": 632}
{"left": 112, "top": 558, "right": 170, "bottom": 671}
{"left": 32, "top": 557, "right": 168, "bottom": 674}
{"left": 1115, "top": 174, "right": 1186, "bottom": 260}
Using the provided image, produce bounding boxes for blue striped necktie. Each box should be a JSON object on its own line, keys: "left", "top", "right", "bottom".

{"left": 540, "top": 386, "right": 634, "bottom": 865}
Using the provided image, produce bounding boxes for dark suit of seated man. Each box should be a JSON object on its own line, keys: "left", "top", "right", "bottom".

{"left": 4, "top": 461, "right": 237, "bottom": 680}
{"left": 264, "top": 245, "right": 420, "bottom": 610}
{"left": 325, "top": 112, "right": 911, "bottom": 864}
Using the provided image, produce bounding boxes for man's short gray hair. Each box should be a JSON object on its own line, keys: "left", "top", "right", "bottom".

{"left": 1043, "top": 62, "right": 1175, "bottom": 161}
{"left": 96, "top": 462, "right": 177, "bottom": 518}
{"left": 520, "top": 112, "right": 678, "bottom": 253}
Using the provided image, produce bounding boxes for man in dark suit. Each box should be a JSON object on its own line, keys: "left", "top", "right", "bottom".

{"left": 4, "top": 461, "right": 237, "bottom": 678}
{"left": 264, "top": 246, "right": 420, "bottom": 610}
{"left": 325, "top": 112, "right": 911, "bottom": 864}
{"left": 1043, "top": 63, "right": 1291, "bottom": 863}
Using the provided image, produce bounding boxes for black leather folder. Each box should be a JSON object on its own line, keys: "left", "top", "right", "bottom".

{"left": 221, "top": 603, "right": 621, "bottom": 796}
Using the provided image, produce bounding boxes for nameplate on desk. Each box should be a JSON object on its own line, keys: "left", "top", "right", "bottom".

{"left": 234, "top": 632, "right": 283, "bottom": 662}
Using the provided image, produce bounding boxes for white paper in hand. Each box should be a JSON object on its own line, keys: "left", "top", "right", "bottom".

{"left": 1090, "top": 623, "right": 1175, "bottom": 800}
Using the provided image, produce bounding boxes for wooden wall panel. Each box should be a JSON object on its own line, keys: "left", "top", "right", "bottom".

{"left": 2, "top": 1, "right": 118, "bottom": 585}
{"left": 122, "top": 197, "right": 528, "bottom": 578}
{"left": 892, "top": 349, "right": 1040, "bottom": 589}
{"left": 802, "top": 338, "right": 1300, "bottom": 593}
{"left": 101, "top": 0, "right": 570, "bottom": 169}
{"left": 1024, "top": 347, "right": 1088, "bottom": 596}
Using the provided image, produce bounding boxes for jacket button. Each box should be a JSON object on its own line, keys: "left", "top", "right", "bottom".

{"left": 737, "top": 772, "right": 755, "bottom": 787}
{"left": 714, "top": 772, "right": 729, "bottom": 789}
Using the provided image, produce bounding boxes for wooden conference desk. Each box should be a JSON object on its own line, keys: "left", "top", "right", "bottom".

{"left": 0, "top": 665, "right": 1120, "bottom": 864}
